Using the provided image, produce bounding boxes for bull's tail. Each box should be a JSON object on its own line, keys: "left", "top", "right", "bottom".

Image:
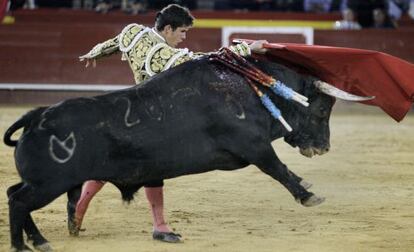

{"left": 3, "top": 107, "right": 47, "bottom": 147}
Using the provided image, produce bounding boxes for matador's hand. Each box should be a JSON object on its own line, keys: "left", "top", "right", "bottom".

{"left": 249, "top": 40, "right": 268, "bottom": 54}
{"left": 79, "top": 56, "right": 97, "bottom": 68}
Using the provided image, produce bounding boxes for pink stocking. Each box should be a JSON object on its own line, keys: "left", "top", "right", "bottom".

{"left": 75, "top": 180, "right": 105, "bottom": 229}
{"left": 145, "top": 186, "right": 170, "bottom": 232}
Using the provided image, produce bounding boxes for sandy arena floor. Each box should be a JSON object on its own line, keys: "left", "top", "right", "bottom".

{"left": 0, "top": 105, "right": 413, "bottom": 252}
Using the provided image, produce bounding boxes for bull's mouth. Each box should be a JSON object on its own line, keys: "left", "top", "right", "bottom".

{"left": 299, "top": 147, "right": 329, "bottom": 158}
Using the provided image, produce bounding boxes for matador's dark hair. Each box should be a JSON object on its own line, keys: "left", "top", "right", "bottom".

{"left": 155, "top": 4, "right": 194, "bottom": 31}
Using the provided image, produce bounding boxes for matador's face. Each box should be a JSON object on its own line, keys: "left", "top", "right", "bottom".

{"left": 162, "top": 25, "right": 191, "bottom": 48}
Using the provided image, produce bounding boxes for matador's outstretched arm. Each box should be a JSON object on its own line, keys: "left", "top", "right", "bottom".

{"left": 79, "top": 36, "right": 120, "bottom": 67}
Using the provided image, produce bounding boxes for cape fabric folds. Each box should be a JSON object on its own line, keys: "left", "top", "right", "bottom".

{"left": 251, "top": 42, "right": 414, "bottom": 122}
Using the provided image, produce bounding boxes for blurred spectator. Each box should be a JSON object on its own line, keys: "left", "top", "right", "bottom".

{"left": 329, "top": 0, "right": 344, "bottom": 11}
{"left": 95, "top": 0, "right": 112, "bottom": 13}
{"left": 23, "top": 0, "right": 37, "bottom": 9}
{"left": 214, "top": 0, "right": 230, "bottom": 10}
{"left": 197, "top": 0, "right": 214, "bottom": 10}
{"left": 122, "top": 0, "right": 147, "bottom": 14}
{"left": 148, "top": 0, "right": 196, "bottom": 10}
{"left": 94, "top": 0, "right": 148, "bottom": 14}
{"left": 9, "top": 0, "right": 25, "bottom": 10}
{"left": 1, "top": 0, "right": 8, "bottom": 21}
{"left": 72, "top": 0, "right": 94, "bottom": 10}
{"left": 228, "top": 0, "right": 257, "bottom": 11}
{"left": 347, "top": 0, "right": 387, "bottom": 27}
{"left": 372, "top": 7, "right": 397, "bottom": 27}
{"left": 391, "top": 0, "right": 410, "bottom": 13}
{"left": 273, "top": 0, "right": 304, "bottom": 11}
{"left": 388, "top": 0, "right": 403, "bottom": 19}
{"left": 36, "top": 0, "right": 72, "bottom": 7}
{"left": 233, "top": 0, "right": 276, "bottom": 11}
{"left": 10, "top": 0, "right": 72, "bottom": 8}
{"left": 388, "top": 0, "right": 410, "bottom": 20}
{"left": 214, "top": 0, "right": 249, "bottom": 11}
{"left": 333, "top": 8, "right": 361, "bottom": 29}
{"left": 214, "top": 0, "right": 274, "bottom": 11}
{"left": 256, "top": 0, "right": 275, "bottom": 10}
{"left": 304, "top": 0, "right": 332, "bottom": 12}
{"left": 410, "top": 0, "right": 414, "bottom": 19}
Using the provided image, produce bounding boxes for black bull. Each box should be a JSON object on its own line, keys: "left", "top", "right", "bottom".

{"left": 4, "top": 57, "right": 334, "bottom": 251}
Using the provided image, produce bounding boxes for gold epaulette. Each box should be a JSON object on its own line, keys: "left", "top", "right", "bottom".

{"left": 119, "top": 23, "right": 149, "bottom": 53}
{"left": 145, "top": 44, "right": 198, "bottom": 76}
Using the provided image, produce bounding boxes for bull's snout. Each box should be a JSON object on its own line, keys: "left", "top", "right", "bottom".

{"left": 299, "top": 145, "right": 330, "bottom": 158}
{"left": 319, "top": 146, "right": 330, "bottom": 155}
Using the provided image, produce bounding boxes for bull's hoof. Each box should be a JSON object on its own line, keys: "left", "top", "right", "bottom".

{"left": 153, "top": 231, "right": 182, "bottom": 243}
{"left": 69, "top": 227, "right": 85, "bottom": 237}
{"left": 68, "top": 225, "right": 79, "bottom": 237}
{"left": 27, "top": 239, "right": 53, "bottom": 252}
{"left": 299, "top": 180, "right": 313, "bottom": 189}
{"left": 34, "top": 243, "right": 53, "bottom": 252}
{"left": 301, "top": 195, "right": 325, "bottom": 207}
{"left": 68, "top": 219, "right": 84, "bottom": 236}
{"left": 10, "top": 244, "right": 33, "bottom": 252}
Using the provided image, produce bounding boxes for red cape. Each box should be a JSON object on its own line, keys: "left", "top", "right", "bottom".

{"left": 245, "top": 41, "right": 414, "bottom": 122}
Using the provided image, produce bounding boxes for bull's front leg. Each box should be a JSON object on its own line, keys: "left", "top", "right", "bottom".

{"left": 287, "top": 170, "right": 313, "bottom": 190}
{"left": 249, "top": 145, "right": 324, "bottom": 207}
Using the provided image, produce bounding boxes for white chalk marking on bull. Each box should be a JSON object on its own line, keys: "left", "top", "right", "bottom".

{"left": 236, "top": 112, "right": 246, "bottom": 120}
{"left": 225, "top": 95, "right": 246, "bottom": 120}
{"left": 38, "top": 109, "right": 51, "bottom": 130}
{"left": 231, "top": 100, "right": 246, "bottom": 120}
{"left": 149, "top": 105, "right": 163, "bottom": 121}
{"left": 38, "top": 118, "right": 47, "bottom": 130}
{"left": 49, "top": 132, "right": 76, "bottom": 164}
{"left": 171, "top": 87, "right": 201, "bottom": 99}
{"left": 122, "top": 97, "right": 141, "bottom": 127}
{"left": 135, "top": 91, "right": 164, "bottom": 121}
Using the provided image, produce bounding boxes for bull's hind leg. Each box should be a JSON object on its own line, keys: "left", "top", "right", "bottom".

{"left": 245, "top": 144, "right": 324, "bottom": 207}
{"left": 8, "top": 183, "right": 60, "bottom": 252}
{"left": 9, "top": 183, "right": 36, "bottom": 251}
{"left": 7, "top": 183, "right": 52, "bottom": 252}
{"left": 67, "top": 185, "right": 82, "bottom": 236}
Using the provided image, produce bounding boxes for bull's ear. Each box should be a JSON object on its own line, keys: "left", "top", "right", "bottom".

{"left": 313, "top": 80, "right": 375, "bottom": 101}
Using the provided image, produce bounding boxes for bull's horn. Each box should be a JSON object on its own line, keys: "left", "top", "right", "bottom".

{"left": 314, "top": 80, "right": 375, "bottom": 101}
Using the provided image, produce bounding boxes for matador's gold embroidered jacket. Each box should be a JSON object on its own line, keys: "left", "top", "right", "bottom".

{"left": 80, "top": 23, "right": 252, "bottom": 84}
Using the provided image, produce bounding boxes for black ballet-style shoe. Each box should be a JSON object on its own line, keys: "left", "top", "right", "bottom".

{"left": 152, "top": 230, "right": 182, "bottom": 243}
